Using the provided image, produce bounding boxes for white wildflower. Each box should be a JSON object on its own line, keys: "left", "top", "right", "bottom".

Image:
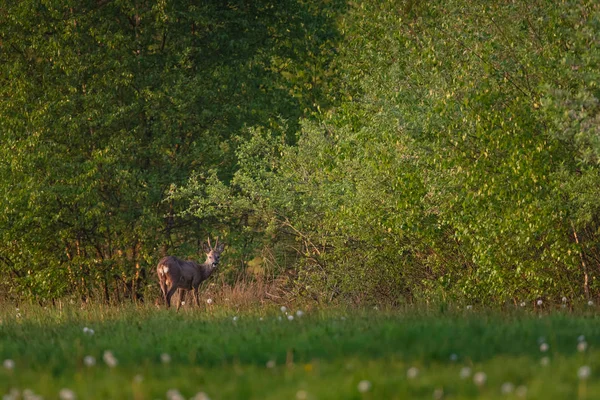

{"left": 459, "top": 367, "right": 472, "bottom": 379}
{"left": 266, "top": 360, "right": 276, "bottom": 369}
{"left": 102, "top": 350, "right": 118, "bottom": 368}
{"left": 166, "top": 389, "right": 184, "bottom": 400}
{"left": 357, "top": 380, "right": 372, "bottom": 393}
{"left": 449, "top": 353, "right": 458, "bottom": 362}
{"left": 407, "top": 366, "right": 419, "bottom": 379}
{"left": 3, "top": 359, "right": 15, "bottom": 370}
{"left": 192, "top": 392, "right": 210, "bottom": 400}
{"left": 466, "top": 305, "right": 473, "bottom": 310}
{"left": 280, "top": 306, "right": 287, "bottom": 313}
{"left": 540, "top": 356, "right": 550, "bottom": 366}
{"left": 287, "top": 315, "right": 294, "bottom": 321}
{"left": 206, "top": 298, "right": 213, "bottom": 304}
{"left": 578, "top": 365, "right": 591, "bottom": 380}
{"left": 538, "top": 336, "right": 546, "bottom": 344}
{"left": 296, "top": 310, "right": 304, "bottom": 317}
{"left": 160, "top": 353, "right": 171, "bottom": 364}
{"left": 515, "top": 385, "right": 528, "bottom": 398}
{"left": 58, "top": 388, "right": 76, "bottom": 400}
{"left": 501, "top": 382, "right": 514, "bottom": 394}
{"left": 232, "top": 316, "right": 238, "bottom": 322}
{"left": 578, "top": 341, "right": 588, "bottom": 352}
{"left": 473, "top": 372, "right": 487, "bottom": 387}
{"left": 295, "top": 390, "right": 308, "bottom": 400}
{"left": 83, "top": 355, "right": 96, "bottom": 367}
{"left": 540, "top": 343, "right": 549, "bottom": 352}
{"left": 588, "top": 300, "right": 594, "bottom": 306}
{"left": 562, "top": 296, "right": 567, "bottom": 303}
{"left": 578, "top": 335, "right": 586, "bottom": 342}
{"left": 537, "top": 299, "right": 543, "bottom": 306}
{"left": 519, "top": 302, "right": 526, "bottom": 307}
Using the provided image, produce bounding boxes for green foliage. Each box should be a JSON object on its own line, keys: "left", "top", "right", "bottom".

{"left": 2, "top": 0, "right": 600, "bottom": 304}
{"left": 178, "top": 0, "right": 600, "bottom": 303}
{"left": 0, "top": 0, "right": 343, "bottom": 300}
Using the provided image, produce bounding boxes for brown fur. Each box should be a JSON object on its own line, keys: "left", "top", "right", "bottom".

{"left": 157, "top": 239, "right": 225, "bottom": 311}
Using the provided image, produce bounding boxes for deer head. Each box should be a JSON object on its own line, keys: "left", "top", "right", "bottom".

{"left": 202, "top": 237, "right": 225, "bottom": 268}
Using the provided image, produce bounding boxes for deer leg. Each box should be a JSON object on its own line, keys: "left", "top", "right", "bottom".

{"left": 193, "top": 287, "right": 200, "bottom": 307}
{"left": 176, "top": 289, "right": 186, "bottom": 312}
{"left": 165, "top": 286, "right": 178, "bottom": 308}
{"left": 159, "top": 281, "right": 168, "bottom": 305}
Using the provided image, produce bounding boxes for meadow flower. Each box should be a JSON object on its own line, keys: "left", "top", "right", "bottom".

{"left": 578, "top": 341, "right": 588, "bottom": 352}
{"left": 539, "top": 343, "right": 549, "bottom": 352}
{"left": 160, "top": 353, "right": 171, "bottom": 364}
{"left": 519, "top": 301, "right": 526, "bottom": 307}
{"left": 540, "top": 356, "right": 550, "bottom": 366}
{"left": 22, "top": 389, "right": 43, "bottom": 400}
{"left": 206, "top": 298, "right": 213, "bottom": 304}
{"left": 459, "top": 367, "right": 472, "bottom": 379}
{"left": 406, "top": 367, "right": 419, "bottom": 379}
{"left": 58, "top": 388, "right": 76, "bottom": 400}
{"left": 287, "top": 315, "right": 294, "bottom": 321}
{"left": 562, "top": 296, "right": 567, "bottom": 303}
{"left": 102, "top": 350, "right": 118, "bottom": 368}
{"left": 166, "top": 389, "right": 184, "bottom": 400}
{"left": 3, "top": 359, "right": 15, "bottom": 370}
{"left": 295, "top": 390, "right": 308, "bottom": 400}
{"left": 501, "top": 382, "right": 514, "bottom": 394}
{"left": 537, "top": 336, "right": 546, "bottom": 344}
{"left": 5, "top": 388, "right": 20, "bottom": 400}
{"left": 537, "top": 299, "right": 543, "bottom": 306}
{"left": 466, "top": 305, "right": 473, "bottom": 310}
{"left": 83, "top": 327, "right": 94, "bottom": 336}
{"left": 280, "top": 306, "right": 287, "bottom": 313}
{"left": 449, "top": 353, "right": 458, "bottom": 362}
{"left": 515, "top": 385, "right": 528, "bottom": 398}
{"left": 578, "top": 365, "right": 591, "bottom": 380}
{"left": 296, "top": 310, "right": 304, "bottom": 317}
{"left": 473, "top": 372, "right": 487, "bottom": 387}
{"left": 357, "top": 380, "right": 372, "bottom": 393}
{"left": 232, "top": 316, "right": 239, "bottom": 322}
{"left": 83, "top": 355, "right": 96, "bottom": 367}
{"left": 266, "top": 360, "right": 276, "bottom": 368}
{"left": 578, "top": 335, "right": 586, "bottom": 342}
{"left": 192, "top": 392, "right": 210, "bottom": 400}
{"left": 588, "top": 300, "right": 594, "bottom": 306}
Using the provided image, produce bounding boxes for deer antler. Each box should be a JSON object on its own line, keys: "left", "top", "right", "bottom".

{"left": 207, "top": 237, "right": 212, "bottom": 250}
{"left": 214, "top": 237, "right": 219, "bottom": 249}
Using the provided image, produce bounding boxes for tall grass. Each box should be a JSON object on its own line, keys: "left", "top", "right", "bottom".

{"left": 1, "top": 304, "right": 600, "bottom": 399}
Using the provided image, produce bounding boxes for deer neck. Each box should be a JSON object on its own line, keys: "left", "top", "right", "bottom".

{"left": 202, "top": 259, "right": 218, "bottom": 276}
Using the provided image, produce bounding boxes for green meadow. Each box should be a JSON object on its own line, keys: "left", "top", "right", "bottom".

{"left": 1, "top": 304, "right": 600, "bottom": 399}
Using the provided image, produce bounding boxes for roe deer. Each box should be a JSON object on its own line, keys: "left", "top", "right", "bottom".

{"left": 157, "top": 238, "right": 225, "bottom": 311}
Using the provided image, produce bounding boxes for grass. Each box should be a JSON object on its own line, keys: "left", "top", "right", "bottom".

{"left": 1, "top": 303, "right": 600, "bottom": 399}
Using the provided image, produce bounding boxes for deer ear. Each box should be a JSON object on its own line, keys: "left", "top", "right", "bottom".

{"left": 202, "top": 242, "right": 211, "bottom": 253}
